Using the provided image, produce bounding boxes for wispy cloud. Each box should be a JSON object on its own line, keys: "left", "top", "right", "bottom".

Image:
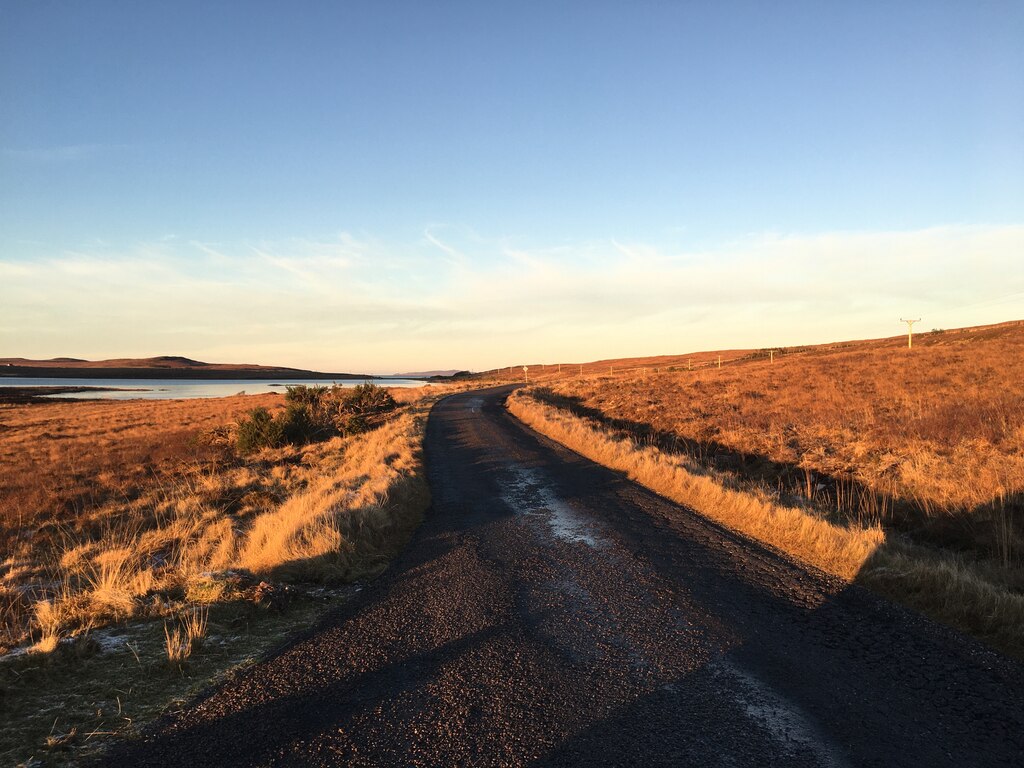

{"left": 1, "top": 144, "right": 125, "bottom": 163}
{"left": 2, "top": 225, "right": 1022, "bottom": 372}
{"left": 423, "top": 227, "right": 467, "bottom": 268}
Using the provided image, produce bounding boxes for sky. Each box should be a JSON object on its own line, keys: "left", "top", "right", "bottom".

{"left": 2, "top": 1, "right": 1022, "bottom": 373}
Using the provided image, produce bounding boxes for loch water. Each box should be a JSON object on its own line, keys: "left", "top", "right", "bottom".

{"left": 0, "top": 377, "right": 426, "bottom": 400}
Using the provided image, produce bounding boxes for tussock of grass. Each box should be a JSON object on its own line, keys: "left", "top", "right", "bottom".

{"left": 32, "top": 623, "right": 61, "bottom": 655}
{"left": 164, "top": 607, "right": 208, "bottom": 665}
{"left": 509, "top": 388, "right": 1024, "bottom": 658}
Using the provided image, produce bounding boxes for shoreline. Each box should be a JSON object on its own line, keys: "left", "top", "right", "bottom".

{"left": 0, "top": 386, "right": 140, "bottom": 404}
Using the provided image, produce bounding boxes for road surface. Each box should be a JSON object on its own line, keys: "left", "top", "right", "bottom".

{"left": 107, "top": 386, "right": 1024, "bottom": 767}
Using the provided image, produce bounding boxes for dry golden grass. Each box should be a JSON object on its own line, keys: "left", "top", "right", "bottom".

{"left": 163, "top": 606, "right": 208, "bottom": 665}
{"left": 0, "top": 393, "right": 275, "bottom": 543}
{"left": 0, "top": 385, "right": 447, "bottom": 656}
{"left": 508, "top": 320, "right": 1024, "bottom": 657}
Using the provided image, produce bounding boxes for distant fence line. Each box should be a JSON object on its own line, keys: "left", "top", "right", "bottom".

{"left": 483, "top": 353, "right": 767, "bottom": 383}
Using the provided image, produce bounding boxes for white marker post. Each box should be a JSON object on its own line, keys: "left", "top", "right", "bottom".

{"left": 900, "top": 318, "right": 921, "bottom": 349}
{"left": 523, "top": 365, "right": 529, "bottom": 383}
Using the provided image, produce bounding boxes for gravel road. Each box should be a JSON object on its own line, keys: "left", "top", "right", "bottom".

{"left": 106, "top": 385, "right": 1024, "bottom": 767}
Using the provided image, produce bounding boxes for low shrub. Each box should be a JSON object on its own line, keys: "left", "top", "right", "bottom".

{"left": 340, "top": 382, "right": 398, "bottom": 415}
{"left": 236, "top": 384, "right": 398, "bottom": 453}
{"left": 236, "top": 407, "right": 286, "bottom": 453}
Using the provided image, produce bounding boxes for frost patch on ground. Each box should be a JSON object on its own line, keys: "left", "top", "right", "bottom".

{"left": 1, "top": 644, "right": 31, "bottom": 661}
{"left": 93, "top": 627, "right": 132, "bottom": 653}
{"left": 501, "top": 466, "right": 604, "bottom": 547}
{"left": 711, "top": 660, "right": 849, "bottom": 768}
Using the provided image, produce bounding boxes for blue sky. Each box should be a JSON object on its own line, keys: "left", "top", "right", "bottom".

{"left": 2, "top": 2, "right": 1022, "bottom": 372}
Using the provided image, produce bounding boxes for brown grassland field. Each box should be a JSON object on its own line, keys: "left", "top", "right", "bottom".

{"left": 0, "top": 383, "right": 457, "bottom": 766}
{"left": 507, "top": 320, "right": 1024, "bottom": 659}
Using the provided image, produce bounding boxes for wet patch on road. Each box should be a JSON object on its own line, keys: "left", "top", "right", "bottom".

{"left": 710, "top": 659, "right": 850, "bottom": 768}
{"left": 500, "top": 465, "right": 606, "bottom": 548}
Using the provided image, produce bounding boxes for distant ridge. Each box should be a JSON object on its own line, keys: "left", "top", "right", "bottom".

{"left": 145, "top": 355, "right": 208, "bottom": 367}
{"left": 392, "top": 369, "right": 463, "bottom": 378}
{"left": 0, "top": 356, "right": 372, "bottom": 380}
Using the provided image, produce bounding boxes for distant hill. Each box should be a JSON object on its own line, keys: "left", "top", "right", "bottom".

{"left": 0, "top": 356, "right": 373, "bottom": 380}
{"left": 391, "top": 369, "right": 463, "bottom": 378}
{"left": 2, "top": 355, "right": 280, "bottom": 369}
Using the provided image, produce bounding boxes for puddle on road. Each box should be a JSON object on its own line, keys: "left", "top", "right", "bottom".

{"left": 501, "top": 466, "right": 605, "bottom": 548}
{"left": 710, "top": 660, "right": 850, "bottom": 768}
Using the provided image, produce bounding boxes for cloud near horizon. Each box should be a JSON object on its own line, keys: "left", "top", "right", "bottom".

{"left": 2, "top": 224, "right": 1022, "bottom": 373}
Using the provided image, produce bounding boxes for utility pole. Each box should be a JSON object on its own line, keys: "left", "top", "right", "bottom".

{"left": 900, "top": 318, "right": 921, "bottom": 350}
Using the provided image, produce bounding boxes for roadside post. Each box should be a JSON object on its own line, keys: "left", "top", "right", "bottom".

{"left": 900, "top": 318, "right": 921, "bottom": 349}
